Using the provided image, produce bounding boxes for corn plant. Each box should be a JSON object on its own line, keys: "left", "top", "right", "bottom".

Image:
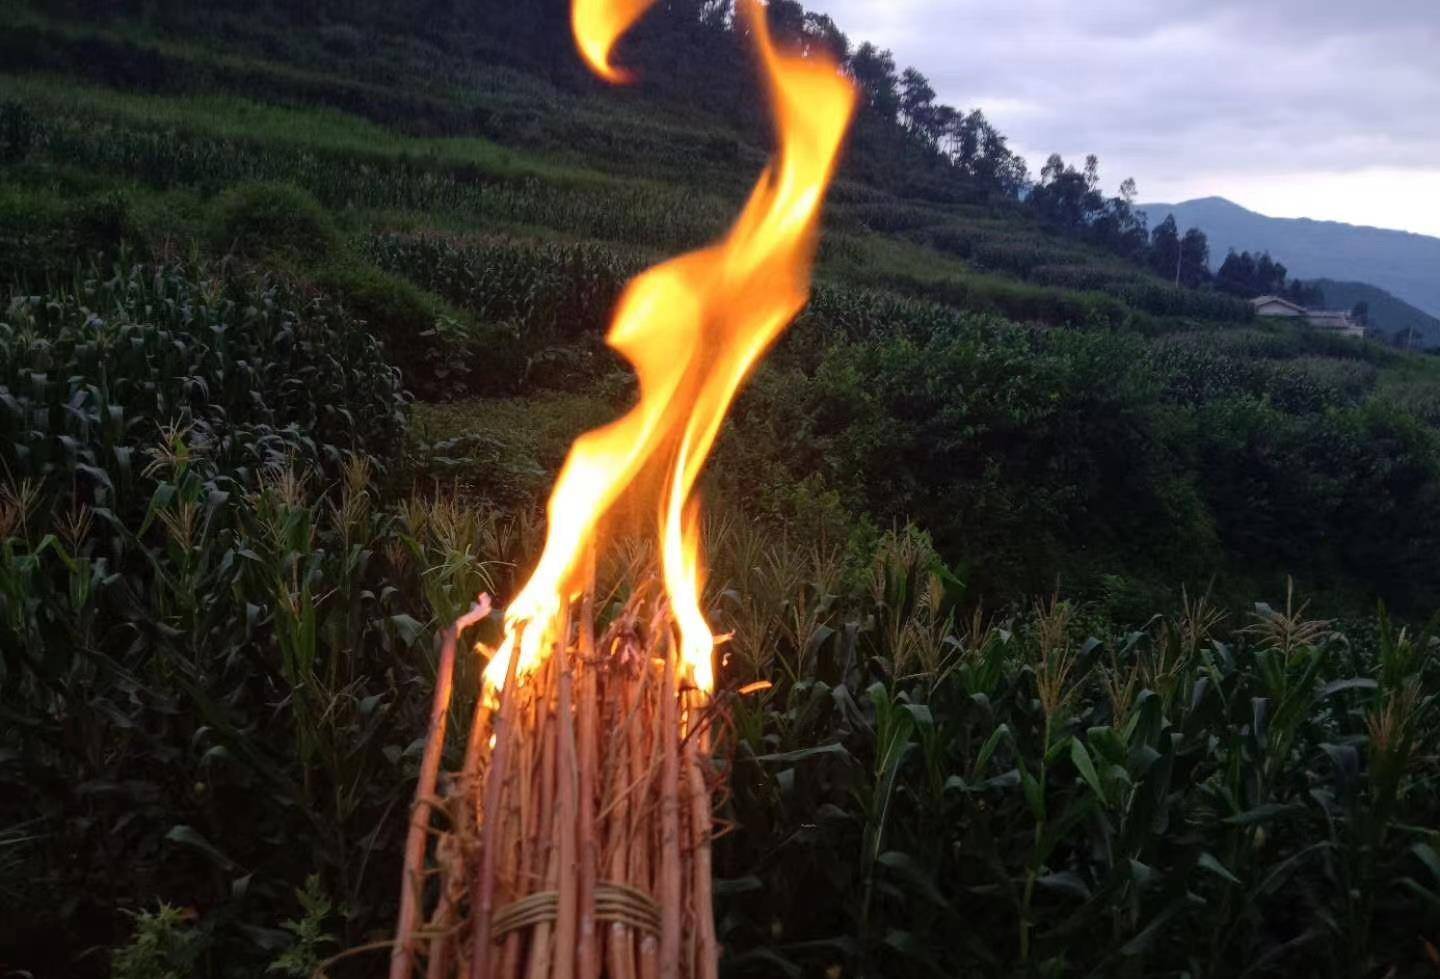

{"left": 714, "top": 544, "right": 1440, "bottom": 978}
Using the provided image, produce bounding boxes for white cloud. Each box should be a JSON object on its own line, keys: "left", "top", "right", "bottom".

{"left": 1154, "top": 168, "right": 1440, "bottom": 238}
{"left": 805, "top": 0, "right": 1440, "bottom": 236}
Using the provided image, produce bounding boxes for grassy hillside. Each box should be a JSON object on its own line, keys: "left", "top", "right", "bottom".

{"left": 3, "top": 4, "right": 1440, "bottom": 978}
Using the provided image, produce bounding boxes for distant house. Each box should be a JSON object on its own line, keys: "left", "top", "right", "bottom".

{"left": 1250, "top": 295, "right": 1364, "bottom": 338}
{"left": 1303, "top": 310, "right": 1365, "bottom": 336}
{"left": 1251, "top": 296, "right": 1307, "bottom": 317}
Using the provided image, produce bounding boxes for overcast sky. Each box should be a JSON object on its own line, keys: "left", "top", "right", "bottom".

{"left": 805, "top": 0, "right": 1440, "bottom": 237}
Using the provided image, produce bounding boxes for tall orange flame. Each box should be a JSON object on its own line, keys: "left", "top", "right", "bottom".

{"left": 483, "top": 0, "right": 856, "bottom": 695}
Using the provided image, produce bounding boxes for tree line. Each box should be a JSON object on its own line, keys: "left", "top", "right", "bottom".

{"left": 1022, "top": 153, "right": 1321, "bottom": 306}
{"left": 51, "top": 0, "right": 1328, "bottom": 304}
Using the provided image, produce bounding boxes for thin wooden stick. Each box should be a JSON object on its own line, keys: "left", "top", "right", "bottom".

{"left": 471, "top": 622, "right": 524, "bottom": 979}
{"left": 631, "top": 652, "right": 659, "bottom": 979}
{"left": 636, "top": 655, "right": 660, "bottom": 979}
{"left": 685, "top": 698, "right": 718, "bottom": 979}
{"left": 659, "top": 639, "right": 682, "bottom": 979}
{"left": 553, "top": 635, "right": 579, "bottom": 979}
{"left": 393, "top": 597, "right": 492, "bottom": 979}
{"left": 502, "top": 682, "right": 539, "bottom": 979}
{"left": 523, "top": 655, "right": 561, "bottom": 979}
{"left": 576, "top": 589, "right": 601, "bottom": 979}
{"left": 608, "top": 662, "right": 637, "bottom": 979}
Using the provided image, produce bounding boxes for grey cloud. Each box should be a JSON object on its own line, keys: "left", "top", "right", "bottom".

{"left": 806, "top": 0, "right": 1440, "bottom": 207}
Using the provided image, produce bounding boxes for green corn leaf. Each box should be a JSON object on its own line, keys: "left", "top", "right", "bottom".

{"left": 877, "top": 850, "right": 951, "bottom": 910}
{"left": 1036, "top": 871, "right": 1090, "bottom": 900}
{"left": 1196, "top": 851, "right": 1241, "bottom": 886}
{"left": 165, "top": 824, "right": 240, "bottom": 871}
{"left": 972, "top": 722, "right": 1011, "bottom": 778}
{"left": 753, "top": 742, "right": 852, "bottom": 765}
{"left": 1070, "top": 737, "right": 1107, "bottom": 804}
{"left": 1223, "top": 803, "right": 1302, "bottom": 826}
{"left": 1021, "top": 765, "right": 1046, "bottom": 822}
{"left": 1320, "top": 677, "right": 1377, "bottom": 698}
{"left": 1119, "top": 892, "right": 1203, "bottom": 957}
{"left": 1412, "top": 843, "right": 1440, "bottom": 882}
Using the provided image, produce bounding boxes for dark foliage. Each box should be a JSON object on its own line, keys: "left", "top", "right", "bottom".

{"left": 210, "top": 182, "right": 339, "bottom": 262}
{"left": 1216, "top": 248, "right": 1325, "bottom": 304}
{"left": 712, "top": 537, "right": 1440, "bottom": 977}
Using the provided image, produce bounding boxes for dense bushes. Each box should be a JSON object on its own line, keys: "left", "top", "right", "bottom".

{"left": 727, "top": 310, "right": 1440, "bottom": 610}
{"left": 1111, "top": 279, "right": 1253, "bottom": 322}
{"left": 0, "top": 262, "right": 406, "bottom": 519}
{"left": 729, "top": 325, "right": 1199, "bottom": 594}
{"left": 1, "top": 20, "right": 475, "bottom": 138}
{"left": 872, "top": 269, "right": 1131, "bottom": 329}
{"left": 0, "top": 183, "right": 148, "bottom": 285}
{"left": 833, "top": 200, "right": 946, "bottom": 235}
{"left": 0, "top": 99, "right": 45, "bottom": 162}
{"left": 1185, "top": 398, "right": 1440, "bottom": 605}
{"left": 362, "top": 232, "right": 640, "bottom": 343}
{"left": 210, "top": 181, "right": 338, "bottom": 261}
{"left": 1026, "top": 262, "right": 1133, "bottom": 292}
{"left": 916, "top": 224, "right": 1089, "bottom": 276}
{"left": 0, "top": 264, "right": 436, "bottom": 977}
{"left": 1027, "top": 264, "right": 1255, "bottom": 323}
{"left": 1148, "top": 333, "right": 1379, "bottom": 410}
{"left": 713, "top": 529, "right": 1440, "bottom": 977}
{"left": 360, "top": 232, "right": 645, "bottom": 395}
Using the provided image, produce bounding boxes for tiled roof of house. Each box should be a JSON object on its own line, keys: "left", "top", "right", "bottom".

{"left": 1250, "top": 295, "right": 1308, "bottom": 314}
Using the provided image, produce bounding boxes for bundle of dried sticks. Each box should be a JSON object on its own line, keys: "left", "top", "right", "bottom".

{"left": 389, "top": 586, "right": 721, "bottom": 979}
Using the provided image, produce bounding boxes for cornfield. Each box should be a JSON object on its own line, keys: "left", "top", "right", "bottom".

{"left": 2, "top": 10, "right": 1440, "bottom": 970}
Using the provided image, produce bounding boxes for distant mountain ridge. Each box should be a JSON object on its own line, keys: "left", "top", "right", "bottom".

{"left": 1308, "top": 279, "right": 1440, "bottom": 346}
{"left": 1137, "top": 196, "right": 1440, "bottom": 320}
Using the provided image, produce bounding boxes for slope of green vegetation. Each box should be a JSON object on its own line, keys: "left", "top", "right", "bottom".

{"left": 3, "top": 2, "right": 1439, "bottom": 977}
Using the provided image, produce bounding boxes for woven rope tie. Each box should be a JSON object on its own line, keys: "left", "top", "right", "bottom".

{"left": 491, "top": 882, "right": 661, "bottom": 941}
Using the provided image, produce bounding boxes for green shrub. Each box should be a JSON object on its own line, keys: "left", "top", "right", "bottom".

{"left": 318, "top": 260, "right": 443, "bottom": 339}
{"left": 210, "top": 181, "right": 338, "bottom": 262}
{"left": 1028, "top": 262, "right": 1134, "bottom": 292}
{"left": 971, "top": 240, "right": 1085, "bottom": 277}
{"left": 724, "top": 325, "right": 1188, "bottom": 594}
{"left": 0, "top": 185, "right": 68, "bottom": 284}
{"left": 70, "top": 189, "right": 142, "bottom": 254}
{"left": 362, "top": 232, "right": 638, "bottom": 340}
{"left": 314, "top": 259, "right": 519, "bottom": 398}
{"left": 873, "top": 269, "right": 1131, "bottom": 329}
{"left": 112, "top": 904, "right": 206, "bottom": 979}
{"left": 921, "top": 223, "right": 979, "bottom": 258}
{"left": 360, "top": 233, "right": 641, "bottom": 394}
{"left": 0, "top": 99, "right": 43, "bottom": 163}
{"left": 1112, "top": 279, "right": 1253, "bottom": 322}
{"left": 0, "top": 185, "right": 148, "bottom": 283}
{"left": 835, "top": 201, "right": 945, "bottom": 234}
{"left": 728, "top": 307, "right": 1440, "bottom": 608}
